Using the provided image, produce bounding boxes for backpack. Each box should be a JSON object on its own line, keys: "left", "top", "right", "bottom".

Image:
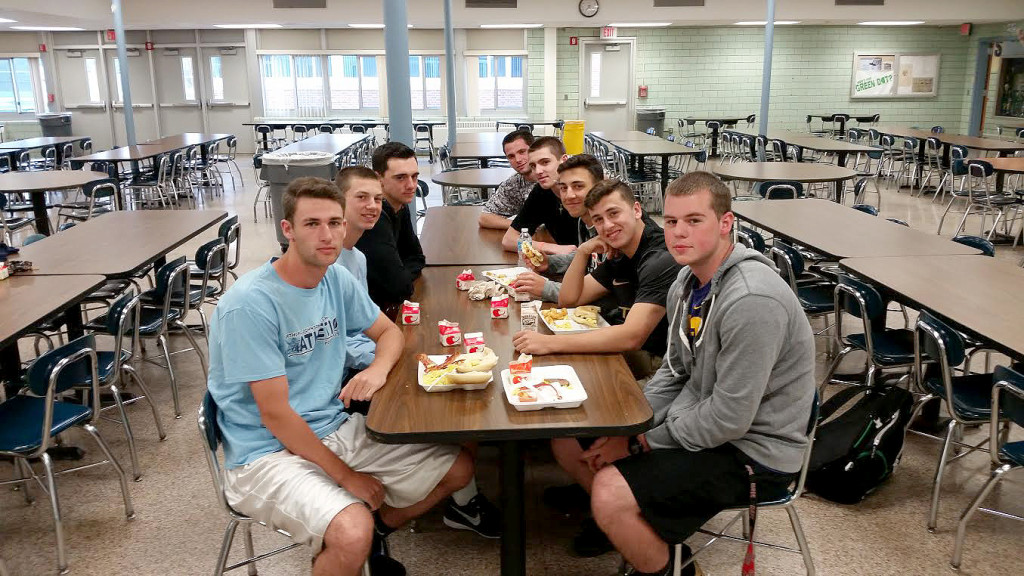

{"left": 805, "top": 384, "right": 913, "bottom": 504}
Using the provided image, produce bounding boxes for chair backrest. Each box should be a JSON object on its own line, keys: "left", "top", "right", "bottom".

{"left": 758, "top": 180, "right": 803, "bottom": 199}
{"left": 105, "top": 291, "right": 141, "bottom": 368}
{"left": 706, "top": 120, "right": 721, "bottom": 131}
{"left": 350, "top": 124, "right": 366, "bottom": 133}
{"left": 847, "top": 128, "right": 863, "bottom": 142}
{"left": 0, "top": 154, "right": 9, "bottom": 172}
{"left": 736, "top": 226, "right": 766, "bottom": 253}
{"left": 902, "top": 136, "right": 919, "bottom": 152}
{"left": 82, "top": 138, "right": 93, "bottom": 153}
{"left": 26, "top": 334, "right": 98, "bottom": 398}
{"left": 198, "top": 392, "right": 237, "bottom": 514}
{"left": 745, "top": 114, "right": 756, "bottom": 125}
{"left": 788, "top": 143, "right": 804, "bottom": 162}
{"left": 966, "top": 159, "right": 993, "bottom": 177}
{"left": 415, "top": 124, "right": 430, "bottom": 134}
{"left": 952, "top": 235, "right": 995, "bottom": 256}
{"left": 886, "top": 218, "right": 910, "bottom": 227}
{"left": 255, "top": 124, "right": 271, "bottom": 135}
{"left": 993, "top": 366, "right": 1024, "bottom": 460}
{"left": 152, "top": 256, "right": 190, "bottom": 319}
{"left": 852, "top": 203, "right": 878, "bottom": 216}
{"left": 319, "top": 124, "right": 334, "bottom": 134}
{"left": 58, "top": 221, "right": 77, "bottom": 232}
{"left": 867, "top": 128, "right": 880, "bottom": 143}
{"left": 835, "top": 273, "right": 885, "bottom": 323}
{"left": 23, "top": 233, "right": 46, "bottom": 245}
{"left": 770, "top": 242, "right": 805, "bottom": 285}
{"left": 84, "top": 178, "right": 118, "bottom": 200}
{"left": 879, "top": 134, "right": 895, "bottom": 148}
{"left": 218, "top": 215, "right": 241, "bottom": 271}
{"left": 925, "top": 136, "right": 941, "bottom": 154}
{"left": 416, "top": 179, "right": 429, "bottom": 199}
{"left": 950, "top": 145, "right": 967, "bottom": 163}
{"left": 18, "top": 150, "right": 30, "bottom": 166}
{"left": 931, "top": 125, "right": 945, "bottom": 134}
{"left": 790, "top": 392, "right": 821, "bottom": 500}
{"left": 915, "top": 310, "right": 967, "bottom": 371}
{"left": 293, "top": 124, "right": 308, "bottom": 134}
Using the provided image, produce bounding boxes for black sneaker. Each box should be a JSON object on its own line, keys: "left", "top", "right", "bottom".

{"left": 570, "top": 517, "right": 614, "bottom": 557}
{"left": 442, "top": 494, "right": 502, "bottom": 539}
{"left": 370, "top": 529, "right": 406, "bottom": 576}
{"left": 542, "top": 483, "right": 590, "bottom": 514}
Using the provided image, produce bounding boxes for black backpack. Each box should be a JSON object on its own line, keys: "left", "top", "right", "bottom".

{"left": 805, "top": 384, "right": 913, "bottom": 504}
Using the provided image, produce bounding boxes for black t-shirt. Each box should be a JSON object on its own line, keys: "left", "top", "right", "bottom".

{"left": 509, "top": 184, "right": 580, "bottom": 247}
{"left": 590, "top": 221, "right": 680, "bottom": 356}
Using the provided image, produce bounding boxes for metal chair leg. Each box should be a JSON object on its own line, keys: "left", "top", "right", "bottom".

{"left": 108, "top": 384, "right": 142, "bottom": 481}
{"left": 40, "top": 453, "right": 68, "bottom": 575}
{"left": 123, "top": 364, "right": 167, "bottom": 440}
{"left": 215, "top": 519, "right": 240, "bottom": 576}
{"left": 951, "top": 464, "right": 1011, "bottom": 570}
{"left": 176, "top": 322, "right": 209, "bottom": 379}
{"left": 242, "top": 522, "right": 258, "bottom": 576}
{"left": 156, "top": 335, "right": 181, "bottom": 417}
{"left": 928, "top": 419, "right": 958, "bottom": 532}
{"left": 82, "top": 423, "right": 135, "bottom": 520}
{"left": 786, "top": 505, "right": 816, "bottom": 576}
{"left": 14, "top": 458, "right": 34, "bottom": 503}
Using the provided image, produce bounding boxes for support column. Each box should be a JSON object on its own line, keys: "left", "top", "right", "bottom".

{"left": 757, "top": 0, "right": 776, "bottom": 143}
{"left": 443, "top": 0, "right": 457, "bottom": 147}
{"left": 383, "top": 0, "right": 413, "bottom": 148}
{"left": 111, "top": 0, "right": 136, "bottom": 146}
{"left": 543, "top": 27, "right": 557, "bottom": 122}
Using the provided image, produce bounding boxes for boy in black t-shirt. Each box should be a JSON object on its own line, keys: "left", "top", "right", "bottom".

{"left": 501, "top": 137, "right": 579, "bottom": 255}
{"left": 512, "top": 179, "right": 680, "bottom": 358}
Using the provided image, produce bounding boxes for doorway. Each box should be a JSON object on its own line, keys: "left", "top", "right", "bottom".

{"left": 578, "top": 38, "right": 635, "bottom": 133}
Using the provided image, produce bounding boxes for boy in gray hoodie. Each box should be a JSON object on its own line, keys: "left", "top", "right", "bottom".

{"left": 556, "top": 172, "right": 816, "bottom": 575}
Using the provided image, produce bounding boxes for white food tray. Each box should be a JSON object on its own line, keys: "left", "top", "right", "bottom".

{"left": 417, "top": 355, "right": 493, "bottom": 393}
{"left": 500, "top": 365, "right": 588, "bottom": 411}
{"left": 482, "top": 266, "right": 529, "bottom": 289}
{"left": 539, "top": 307, "right": 611, "bottom": 335}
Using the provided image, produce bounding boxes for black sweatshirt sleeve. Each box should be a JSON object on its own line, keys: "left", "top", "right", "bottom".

{"left": 356, "top": 206, "right": 422, "bottom": 307}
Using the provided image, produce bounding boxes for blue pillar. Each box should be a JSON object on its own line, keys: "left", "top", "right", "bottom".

{"left": 111, "top": 0, "right": 136, "bottom": 146}
{"left": 383, "top": 0, "right": 413, "bottom": 147}
{"left": 757, "top": 0, "right": 776, "bottom": 147}
{"left": 443, "top": 0, "right": 457, "bottom": 147}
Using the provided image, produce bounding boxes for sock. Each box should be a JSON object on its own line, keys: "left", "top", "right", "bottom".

{"left": 451, "top": 476, "right": 478, "bottom": 506}
{"left": 373, "top": 510, "right": 395, "bottom": 538}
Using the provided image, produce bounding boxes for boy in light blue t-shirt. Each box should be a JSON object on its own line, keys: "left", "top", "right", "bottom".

{"left": 207, "top": 176, "right": 473, "bottom": 576}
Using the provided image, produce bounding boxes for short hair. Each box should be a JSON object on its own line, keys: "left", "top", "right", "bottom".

{"left": 334, "top": 165, "right": 380, "bottom": 195}
{"left": 528, "top": 136, "right": 566, "bottom": 158}
{"left": 584, "top": 179, "right": 636, "bottom": 210}
{"left": 282, "top": 176, "right": 345, "bottom": 222}
{"left": 502, "top": 129, "right": 535, "bottom": 149}
{"left": 371, "top": 141, "right": 416, "bottom": 175}
{"left": 665, "top": 171, "right": 732, "bottom": 218}
{"left": 557, "top": 154, "right": 604, "bottom": 183}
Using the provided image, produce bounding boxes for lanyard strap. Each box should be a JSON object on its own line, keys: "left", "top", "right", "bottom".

{"left": 741, "top": 464, "right": 757, "bottom": 576}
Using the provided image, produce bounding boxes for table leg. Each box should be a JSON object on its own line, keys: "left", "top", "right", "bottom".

{"left": 709, "top": 125, "right": 720, "bottom": 157}
{"left": 837, "top": 151, "right": 849, "bottom": 168}
{"left": 833, "top": 179, "right": 842, "bottom": 203}
{"left": 838, "top": 117, "right": 847, "bottom": 139}
{"left": 499, "top": 440, "right": 525, "bottom": 576}
{"left": 0, "top": 343, "right": 21, "bottom": 398}
{"left": 480, "top": 158, "right": 490, "bottom": 169}
{"left": 32, "top": 193, "right": 52, "bottom": 235}
{"left": 661, "top": 156, "right": 670, "bottom": 194}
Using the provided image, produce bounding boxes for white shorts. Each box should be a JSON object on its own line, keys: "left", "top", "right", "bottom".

{"left": 223, "top": 413, "right": 460, "bottom": 553}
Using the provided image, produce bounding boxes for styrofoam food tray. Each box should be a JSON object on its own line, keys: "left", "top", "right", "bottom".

{"left": 481, "top": 266, "right": 530, "bottom": 289}
{"left": 539, "top": 307, "right": 611, "bottom": 335}
{"left": 418, "top": 355, "right": 493, "bottom": 392}
{"left": 500, "top": 365, "right": 587, "bottom": 411}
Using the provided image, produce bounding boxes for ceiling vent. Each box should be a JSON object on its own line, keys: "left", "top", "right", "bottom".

{"left": 836, "top": 0, "right": 884, "bottom": 5}
{"left": 653, "top": 1, "right": 705, "bottom": 6}
{"left": 272, "top": 0, "right": 327, "bottom": 7}
{"left": 466, "top": 0, "right": 517, "bottom": 8}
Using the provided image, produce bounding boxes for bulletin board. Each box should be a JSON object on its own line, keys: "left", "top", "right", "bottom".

{"left": 851, "top": 52, "right": 940, "bottom": 99}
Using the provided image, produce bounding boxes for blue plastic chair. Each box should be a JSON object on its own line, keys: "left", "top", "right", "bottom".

{"left": 758, "top": 180, "right": 805, "bottom": 200}
{"left": 770, "top": 243, "right": 836, "bottom": 347}
{"left": 851, "top": 203, "right": 879, "bottom": 216}
{"left": 0, "top": 334, "right": 134, "bottom": 574}
{"left": 736, "top": 226, "right": 766, "bottom": 254}
{"left": 952, "top": 235, "right": 995, "bottom": 257}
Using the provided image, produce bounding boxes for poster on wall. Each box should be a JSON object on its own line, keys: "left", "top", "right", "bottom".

{"left": 851, "top": 52, "right": 939, "bottom": 98}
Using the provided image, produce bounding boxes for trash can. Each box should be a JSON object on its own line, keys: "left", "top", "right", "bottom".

{"left": 37, "top": 113, "right": 72, "bottom": 137}
{"left": 260, "top": 150, "right": 339, "bottom": 252}
{"left": 563, "top": 120, "right": 585, "bottom": 155}
{"left": 635, "top": 107, "right": 666, "bottom": 137}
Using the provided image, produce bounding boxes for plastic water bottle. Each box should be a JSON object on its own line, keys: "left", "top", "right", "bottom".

{"left": 517, "top": 228, "right": 530, "bottom": 267}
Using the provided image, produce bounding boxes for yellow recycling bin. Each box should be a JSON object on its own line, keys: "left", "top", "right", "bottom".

{"left": 563, "top": 120, "right": 585, "bottom": 155}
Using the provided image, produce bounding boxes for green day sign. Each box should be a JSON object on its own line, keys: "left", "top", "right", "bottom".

{"left": 855, "top": 71, "right": 895, "bottom": 96}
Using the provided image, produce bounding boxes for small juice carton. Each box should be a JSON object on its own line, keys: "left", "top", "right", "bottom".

{"left": 456, "top": 269, "right": 475, "bottom": 291}
{"left": 400, "top": 300, "right": 420, "bottom": 325}
{"left": 464, "top": 332, "right": 486, "bottom": 354}
{"left": 490, "top": 294, "right": 510, "bottom": 319}
{"left": 508, "top": 354, "right": 533, "bottom": 383}
{"left": 438, "top": 320, "right": 463, "bottom": 346}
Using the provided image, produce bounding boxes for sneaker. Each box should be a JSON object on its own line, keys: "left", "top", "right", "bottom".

{"left": 370, "top": 529, "right": 406, "bottom": 576}
{"left": 442, "top": 494, "right": 502, "bottom": 539}
{"left": 542, "top": 483, "right": 590, "bottom": 514}
{"left": 571, "top": 517, "right": 614, "bottom": 557}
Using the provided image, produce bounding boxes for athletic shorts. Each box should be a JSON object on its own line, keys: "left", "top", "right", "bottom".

{"left": 614, "top": 443, "right": 796, "bottom": 543}
{"left": 223, "top": 413, "right": 460, "bottom": 553}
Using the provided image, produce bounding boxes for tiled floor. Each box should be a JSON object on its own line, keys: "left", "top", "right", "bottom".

{"left": 1, "top": 155, "right": 1022, "bottom": 576}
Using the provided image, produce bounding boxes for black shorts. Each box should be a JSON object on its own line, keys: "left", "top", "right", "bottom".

{"left": 614, "top": 443, "right": 796, "bottom": 543}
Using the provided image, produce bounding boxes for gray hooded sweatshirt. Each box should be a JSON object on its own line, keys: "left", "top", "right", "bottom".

{"left": 642, "top": 245, "right": 816, "bottom": 474}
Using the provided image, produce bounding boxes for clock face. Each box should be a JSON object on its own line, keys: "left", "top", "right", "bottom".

{"left": 579, "top": 0, "right": 599, "bottom": 18}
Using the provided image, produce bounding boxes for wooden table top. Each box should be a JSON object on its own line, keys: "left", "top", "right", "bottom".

{"left": 0, "top": 136, "right": 89, "bottom": 150}
{"left": 589, "top": 130, "right": 660, "bottom": 142}
{"left": 733, "top": 199, "right": 983, "bottom": 259}
{"left": 143, "top": 133, "right": 233, "bottom": 148}
{"left": 420, "top": 206, "right": 518, "bottom": 266}
{"left": 0, "top": 274, "right": 105, "bottom": 347}
{"left": 0, "top": 170, "right": 109, "bottom": 193}
{"left": 449, "top": 141, "right": 505, "bottom": 159}
{"left": 839, "top": 256, "right": 1024, "bottom": 359}
{"left": 727, "top": 128, "right": 877, "bottom": 153}
{"left": 986, "top": 157, "right": 1024, "bottom": 174}
{"left": 18, "top": 210, "right": 227, "bottom": 277}
{"left": 456, "top": 132, "right": 507, "bottom": 144}
{"left": 275, "top": 133, "right": 369, "bottom": 155}
{"left": 875, "top": 125, "right": 1024, "bottom": 153}
{"left": 74, "top": 144, "right": 180, "bottom": 162}
{"left": 431, "top": 167, "right": 515, "bottom": 188}
{"left": 714, "top": 162, "right": 859, "bottom": 183}
{"left": 608, "top": 140, "right": 702, "bottom": 156}
{"left": 365, "top": 266, "right": 654, "bottom": 443}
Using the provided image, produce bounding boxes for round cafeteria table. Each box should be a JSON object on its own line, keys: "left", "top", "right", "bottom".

{"left": 0, "top": 170, "right": 111, "bottom": 235}
{"left": 431, "top": 167, "right": 515, "bottom": 190}
{"left": 712, "top": 162, "right": 859, "bottom": 202}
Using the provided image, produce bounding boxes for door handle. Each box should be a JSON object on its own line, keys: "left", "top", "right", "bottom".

{"left": 585, "top": 99, "right": 627, "bottom": 107}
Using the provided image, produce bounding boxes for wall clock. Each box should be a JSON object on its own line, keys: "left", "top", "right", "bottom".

{"left": 579, "top": 0, "right": 599, "bottom": 19}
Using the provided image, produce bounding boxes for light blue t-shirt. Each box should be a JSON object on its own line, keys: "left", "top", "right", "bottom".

{"left": 207, "top": 259, "right": 380, "bottom": 469}
{"left": 337, "top": 247, "right": 376, "bottom": 371}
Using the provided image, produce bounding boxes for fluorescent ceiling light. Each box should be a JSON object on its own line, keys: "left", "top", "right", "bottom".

{"left": 735, "top": 21, "right": 800, "bottom": 25}
{"left": 858, "top": 21, "right": 925, "bottom": 26}
{"left": 213, "top": 24, "right": 283, "bottom": 29}
{"left": 11, "top": 26, "right": 84, "bottom": 31}
{"left": 479, "top": 24, "right": 543, "bottom": 29}
{"left": 0, "top": 18, "right": 17, "bottom": 23}
{"left": 607, "top": 22, "right": 673, "bottom": 27}
{"left": 347, "top": 24, "right": 413, "bottom": 28}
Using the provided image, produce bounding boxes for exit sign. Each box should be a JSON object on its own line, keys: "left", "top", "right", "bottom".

{"left": 601, "top": 26, "right": 617, "bottom": 38}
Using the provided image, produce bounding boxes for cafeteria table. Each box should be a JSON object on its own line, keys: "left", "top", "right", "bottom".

{"left": 494, "top": 119, "right": 564, "bottom": 135}
{"left": 874, "top": 126, "right": 1024, "bottom": 187}
{"left": 0, "top": 170, "right": 110, "bottom": 235}
{"left": 449, "top": 140, "right": 506, "bottom": 168}
{"left": 0, "top": 136, "right": 92, "bottom": 169}
{"left": 732, "top": 199, "right": 983, "bottom": 259}
{"left": 366, "top": 266, "right": 653, "bottom": 576}
{"left": 452, "top": 132, "right": 507, "bottom": 144}
{"left": 986, "top": 156, "right": 1024, "bottom": 194}
{"left": 274, "top": 133, "right": 369, "bottom": 155}
{"left": 419, "top": 206, "right": 518, "bottom": 266}
{"left": 589, "top": 130, "right": 661, "bottom": 142}
{"left": 680, "top": 115, "right": 752, "bottom": 156}
{"left": 591, "top": 134, "right": 702, "bottom": 192}
{"left": 713, "top": 162, "right": 859, "bottom": 202}
{"left": 431, "top": 167, "right": 514, "bottom": 193}
{"left": 839, "top": 255, "right": 1024, "bottom": 360}
{"left": 727, "top": 127, "right": 878, "bottom": 167}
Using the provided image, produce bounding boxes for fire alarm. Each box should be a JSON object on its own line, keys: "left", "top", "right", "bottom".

{"left": 145, "top": 41, "right": 154, "bottom": 51}
{"left": 569, "top": 36, "right": 578, "bottom": 46}
{"left": 638, "top": 85, "right": 648, "bottom": 98}
{"left": 106, "top": 29, "right": 116, "bottom": 42}
{"left": 38, "top": 43, "right": 47, "bottom": 52}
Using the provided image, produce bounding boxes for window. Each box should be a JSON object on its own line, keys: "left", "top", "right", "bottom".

{"left": 181, "top": 56, "right": 196, "bottom": 101}
{"left": 261, "top": 55, "right": 294, "bottom": 115}
{"left": 294, "top": 55, "right": 324, "bottom": 115}
{"left": 477, "top": 55, "right": 525, "bottom": 110}
{"left": 0, "top": 57, "right": 39, "bottom": 113}
{"left": 409, "top": 55, "right": 441, "bottom": 111}
{"left": 209, "top": 55, "right": 224, "bottom": 101}
{"left": 112, "top": 61, "right": 123, "bottom": 102}
{"left": 589, "top": 52, "right": 602, "bottom": 98}
{"left": 84, "top": 57, "right": 102, "bottom": 103}
{"left": 327, "top": 55, "right": 379, "bottom": 111}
